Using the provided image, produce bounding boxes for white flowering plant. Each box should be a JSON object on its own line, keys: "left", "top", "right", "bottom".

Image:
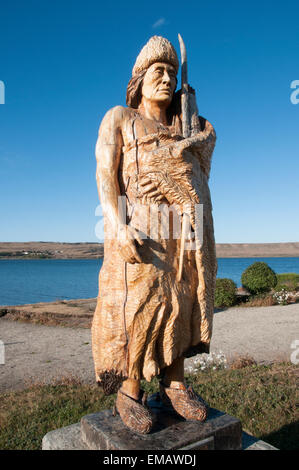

{"left": 185, "top": 351, "right": 228, "bottom": 374}
{"left": 273, "top": 288, "right": 291, "bottom": 305}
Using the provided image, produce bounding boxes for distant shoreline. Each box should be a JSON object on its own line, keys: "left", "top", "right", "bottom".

{"left": 0, "top": 241, "right": 299, "bottom": 259}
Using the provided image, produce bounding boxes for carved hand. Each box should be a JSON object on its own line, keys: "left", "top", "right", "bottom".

{"left": 117, "top": 224, "right": 144, "bottom": 264}
{"left": 139, "top": 177, "right": 164, "bottom": 204}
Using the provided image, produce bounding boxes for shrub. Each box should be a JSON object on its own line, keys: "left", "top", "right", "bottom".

{"left": 229, "top": 355, "right": 257, "bottom": 370}
{"left": 274, "top": 283, "right": 289, "bottom": 292}
{"left": 215, "top": 278, "right": 237, "bottom": 308}
{"left": 186, "top": 351, "right": 228, "bottom": 373}
{"left": 276, "top": 273, "right": 299, "bottom": 291}
{"left": 241, "top": 262, "right": 277, "bottom": 294}
{"left": 241, "top": 294, "right": 276, "bottom": 307}
{"left": 273, "top": 288, "right": 291, "bottom": 306}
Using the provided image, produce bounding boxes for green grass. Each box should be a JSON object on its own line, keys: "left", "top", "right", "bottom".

{"left": 190, "top": 363, "right": 299, "bottom": 450}
{"left": 0, "top": 363, "right": 298, "bottom": 450}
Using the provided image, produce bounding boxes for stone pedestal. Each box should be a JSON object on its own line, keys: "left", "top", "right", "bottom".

{"left": 43, "top": 393, "right": 244, "bottom": 450}
{"left": 80, "top": 407, "right": 241, "bottom": 450}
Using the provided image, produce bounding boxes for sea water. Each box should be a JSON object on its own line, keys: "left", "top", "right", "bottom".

{"left": 0, "top": 257, "right": 299, "bottom": 306}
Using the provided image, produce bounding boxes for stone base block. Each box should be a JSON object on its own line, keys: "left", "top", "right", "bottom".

{"left": 80, "top": 407, "right": 241, "bottom": 450}
{"left": 42, "top": 423, "right": 88, "bottom": 450}
{"left": 42, "top": 393, "right": 277, "bottom": 451}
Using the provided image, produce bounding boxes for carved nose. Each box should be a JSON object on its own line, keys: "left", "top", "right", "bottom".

{"left": 162, "top": 72, "right": 171, "bottom": 84}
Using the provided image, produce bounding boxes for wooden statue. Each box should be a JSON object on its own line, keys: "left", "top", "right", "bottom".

{"left": 92, "top": 36, "right": 217, "bottom": 434}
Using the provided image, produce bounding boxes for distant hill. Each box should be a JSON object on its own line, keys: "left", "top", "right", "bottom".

{"left": 0, "top": 241, "right": 298, "bottom": 259}
{"left": 0, "top": 242, "right": 103, "bottom": 259}
{"left": 216, "top": 242, "right": 299, "bottom": 258}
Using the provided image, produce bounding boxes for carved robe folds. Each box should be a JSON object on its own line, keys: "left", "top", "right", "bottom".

{"left": 92, "top": 112, "right": 217, "bottom": 394}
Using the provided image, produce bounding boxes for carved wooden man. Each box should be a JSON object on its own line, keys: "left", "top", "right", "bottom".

{"left": 92, "top": 36, "right": 217, "bottom": 434}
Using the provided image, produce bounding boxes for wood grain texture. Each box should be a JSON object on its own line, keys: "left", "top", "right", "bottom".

{"left": 92, "top": 109, "right": 217, "bottom": 390}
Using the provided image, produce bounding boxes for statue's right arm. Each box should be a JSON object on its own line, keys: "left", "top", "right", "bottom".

{"left": 95, "top": 106, "right": 124, "bottom": 232}
{"left": 95, "top": 106, "right": 143, "bottom": 263}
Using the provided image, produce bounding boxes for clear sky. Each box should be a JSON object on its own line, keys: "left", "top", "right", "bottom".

{"left": 0, "top": 0, "right": 298, "bottom": 243}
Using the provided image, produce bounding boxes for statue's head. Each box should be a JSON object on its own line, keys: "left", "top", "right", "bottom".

{"left": 126, "top": 36, "right": 179, "bottom": 109}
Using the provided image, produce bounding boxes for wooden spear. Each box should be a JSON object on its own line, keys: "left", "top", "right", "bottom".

{"left": 178, "top": 33, "right": 191, "bottom": 139}
{"left": 177, "top": 34, "right": 191, "bottom": 282}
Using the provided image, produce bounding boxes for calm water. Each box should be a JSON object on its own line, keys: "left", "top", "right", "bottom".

{"left": 0, "top": 257, "right": 299, "bottom": 306}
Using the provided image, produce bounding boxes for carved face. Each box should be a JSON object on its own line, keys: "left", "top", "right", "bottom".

{"left": 141, "top": 62, "right": 177, "bottom": 105}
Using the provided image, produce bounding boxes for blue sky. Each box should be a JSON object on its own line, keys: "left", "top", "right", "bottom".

{"left": 0, "top": 0, "right": 298, "bottom": 243}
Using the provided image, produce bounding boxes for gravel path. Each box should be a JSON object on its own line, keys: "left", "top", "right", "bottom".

{"left": 0, "top": 303, "right": 298, "bottom": 393}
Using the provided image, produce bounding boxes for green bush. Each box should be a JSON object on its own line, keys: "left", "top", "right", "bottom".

{"left": 274, "top": 284, "right": 289, "bottom": 293}
{"left": 241, "top": 262, "right": 277, "bottom": 294}
{"left": 215, "top": 278, "right": 237, "bottom": 308}
{"left": 276, "top": 273, "right": 299, "bottom": 291}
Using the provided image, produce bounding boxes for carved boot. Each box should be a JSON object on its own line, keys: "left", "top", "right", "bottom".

{"left": 159, "top": 381, "right": 209, "bottom": 422}
{"left": 116, "top": 389, "right": 156, "bottom": 434}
